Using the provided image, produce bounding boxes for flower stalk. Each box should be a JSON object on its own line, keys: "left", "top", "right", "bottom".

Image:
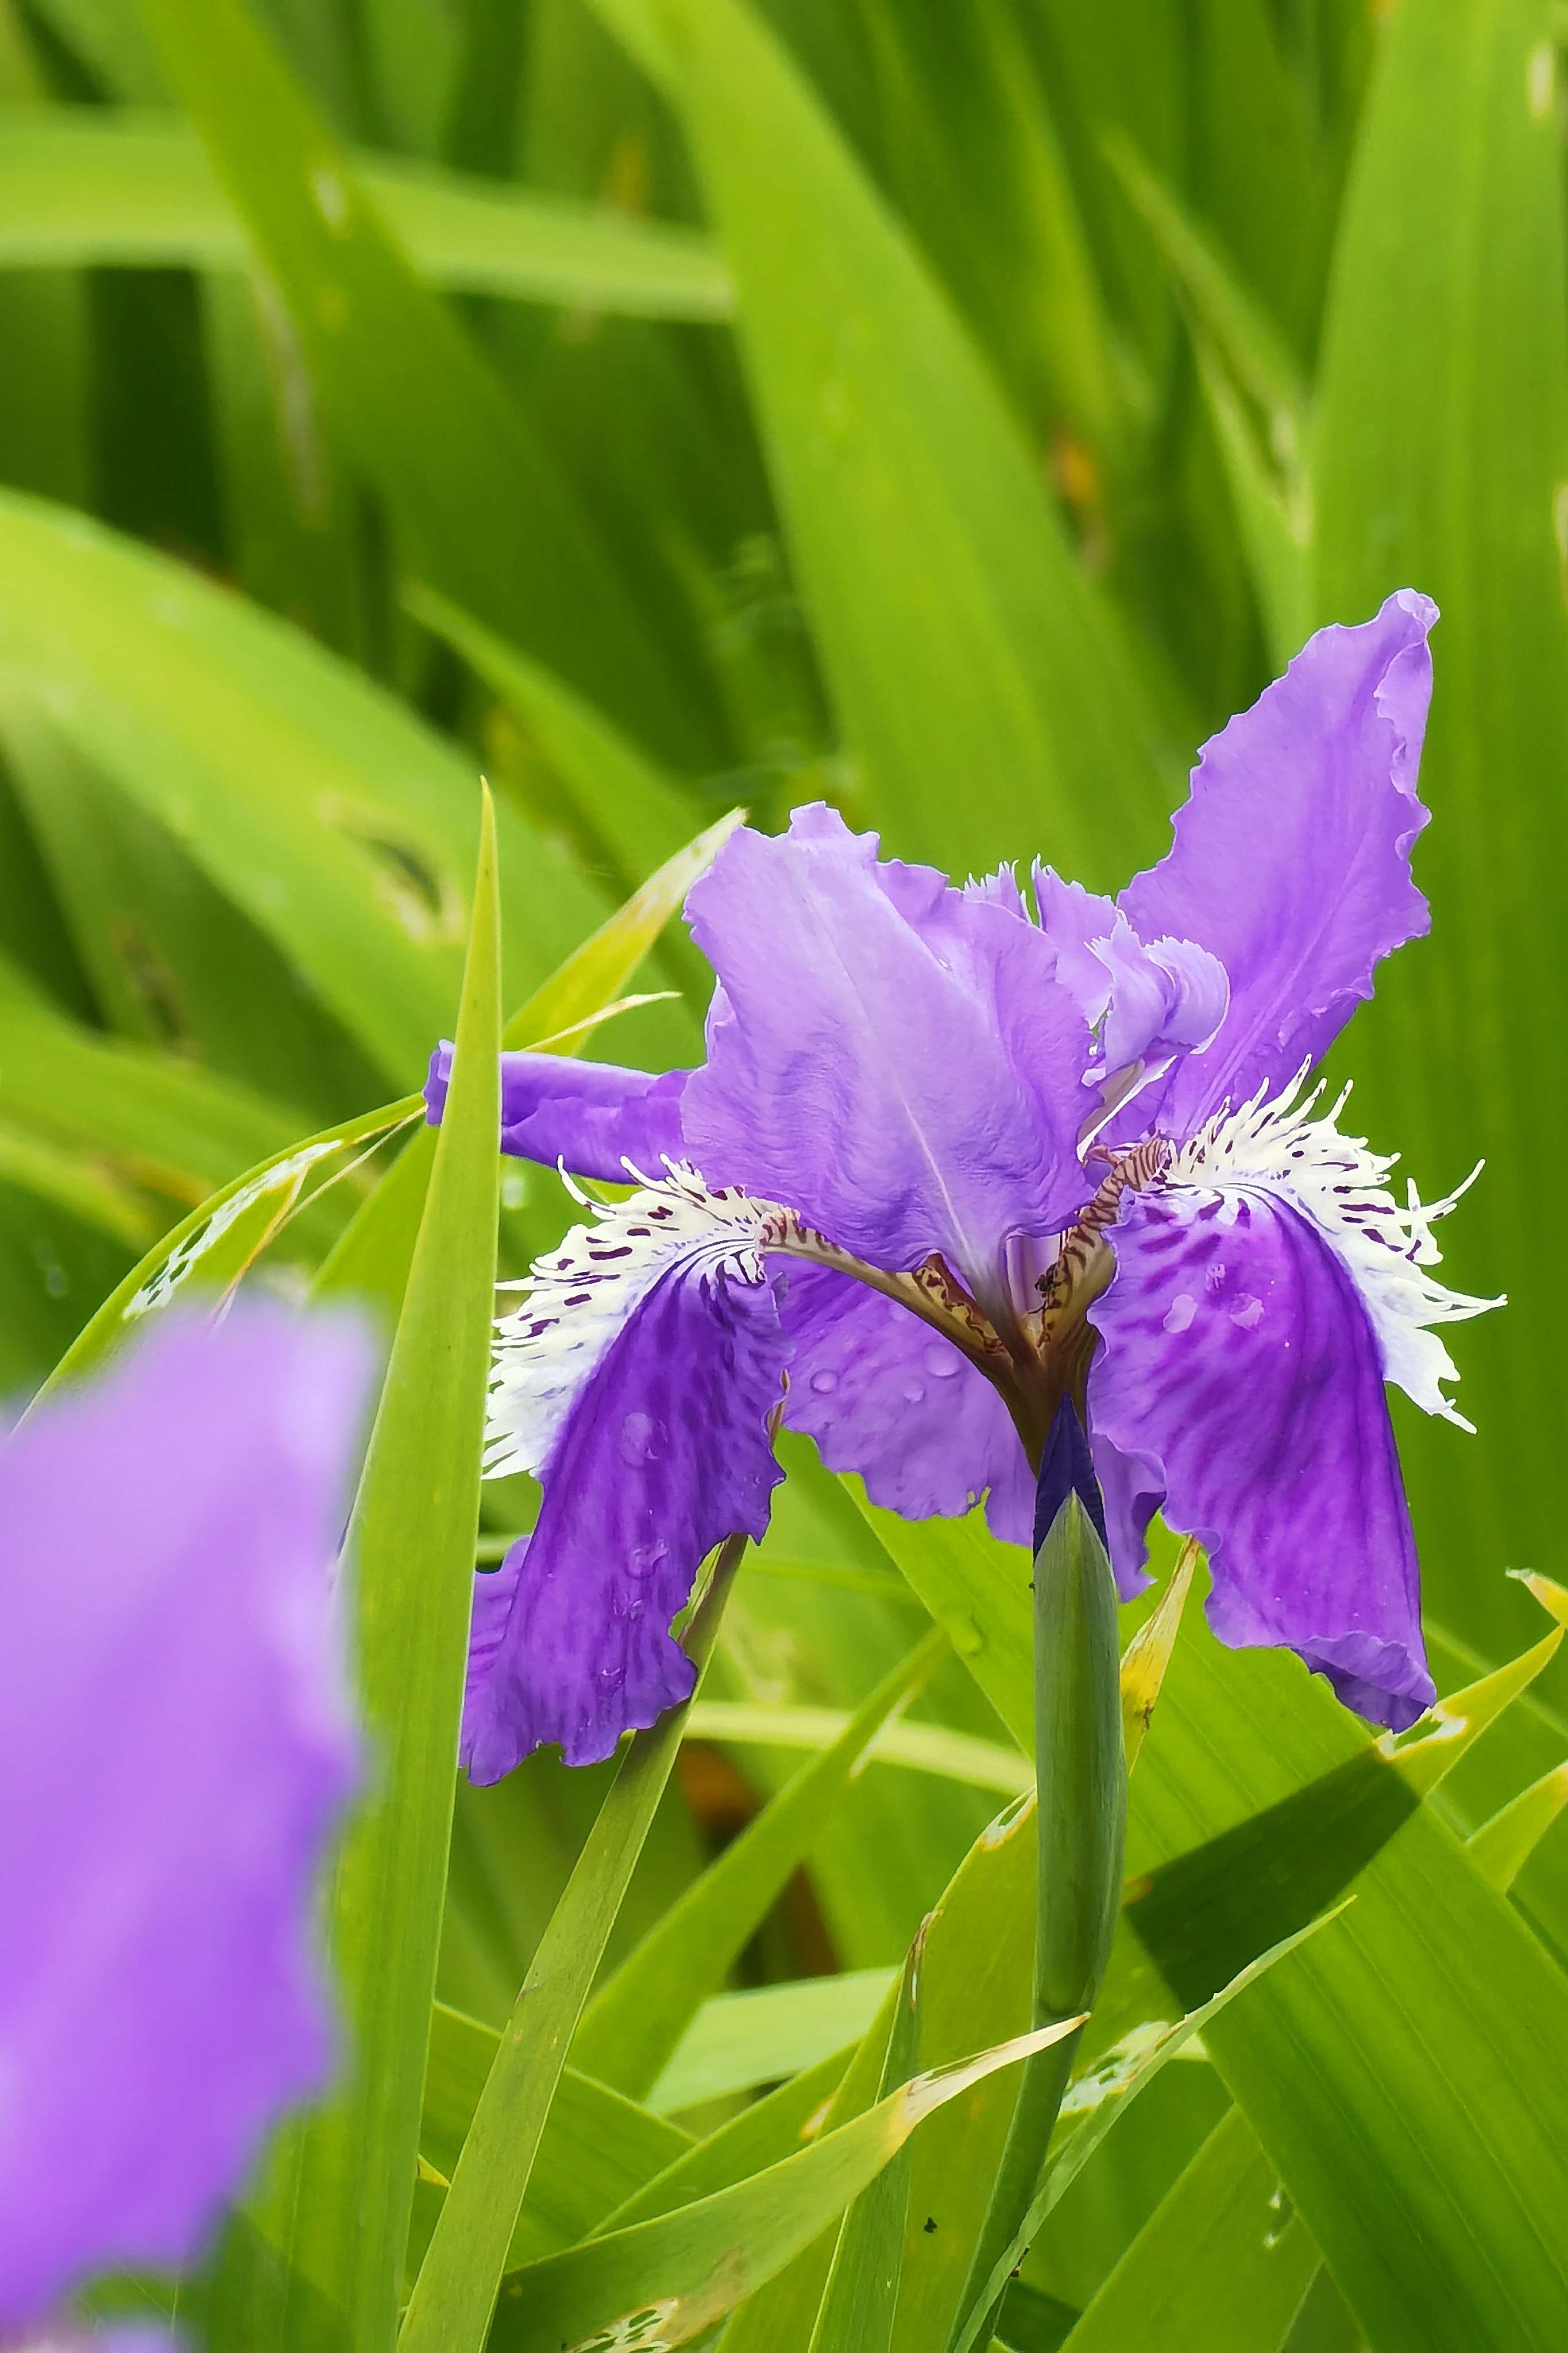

{"left": 956, "top": 1409, "right": 1126, "bottom": 2343}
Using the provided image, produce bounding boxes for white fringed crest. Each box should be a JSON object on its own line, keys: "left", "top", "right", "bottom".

{"left": 1165, "top": 1067, "right": 1502, "bottom": 1428}
{"left": 485, "top": 1160, "right": 777, "bottom": 1479}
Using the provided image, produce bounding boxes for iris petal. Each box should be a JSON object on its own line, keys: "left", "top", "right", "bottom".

{"left": 682, "top": 805, "right": 1091, "bottom": 1289}
{"left": 425, "top": 1042, "right": 688, "bottom": 1183}
{"left": 465, "top": 1171, "right": 789, "bottom": 1779}
{"left": 0, "top": 1306, "right": 366, "bottom": 2327}
{"left": 1088, "top": 1182, "right": 1436, "bottom": 1731}
{"left": 1119, "top": 590, "right": 1436, "bottom": 1136}
{"left": 780, "top": 1262, "right": 1033, "bottom": 1545}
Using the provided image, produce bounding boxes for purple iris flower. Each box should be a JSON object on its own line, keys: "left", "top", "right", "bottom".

{"left": 0, "top": 1303, "right": 369, "bottom": 2341}
{"left": 430, "top": 591, "right": 1500, "bottom": 1780}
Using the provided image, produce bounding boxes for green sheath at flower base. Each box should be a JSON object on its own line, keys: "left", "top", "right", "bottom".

{"left": 952, "top": 1478, "right": 1126, "bottom": 2350}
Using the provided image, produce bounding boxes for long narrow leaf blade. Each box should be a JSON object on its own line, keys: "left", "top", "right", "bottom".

{"left": 399, "top": 1541, "right": 746, "bottom": 2353}
{"left": 0, "top": 106, "right": 731, "bottom": 318}
{"left": 205, "top": 795, "right": 501, "bottom": 2351}
{"left": 573, "top": 1627, "right": 948, "bottom": 2099}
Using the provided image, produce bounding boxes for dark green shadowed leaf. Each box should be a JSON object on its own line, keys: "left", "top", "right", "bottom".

{"left": 138, "top": 0, "right": 705, "bottom": 764}
{"left": 1131, "top": 1614, "right": 1568, "bottom": 2352}
{"left": 204, "top": 792, "right": 501, "bottom": 2352}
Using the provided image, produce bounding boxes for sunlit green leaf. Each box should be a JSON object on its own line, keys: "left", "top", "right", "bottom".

{"left": 203, "top": 793, "right": 500, "bottom": 2351}
{"left": 0, "top": 106, "right": 731, "bottom": 318}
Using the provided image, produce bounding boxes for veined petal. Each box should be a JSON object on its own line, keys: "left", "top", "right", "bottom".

{"left": 681, "top": 805, "right": 1091, "bottom": 1291}
{"left": 1119, "top": 591, "right": 1437, "bottom": 1135}
{"left": 1033, "top": 866, "right": 1117, "bottom": 1024}
{"left": 779, "top": 1262, "right": 1033, "bottom": 1546}
{"left": 1087, "top": 1182, "right": 1436, "bottom": 1730}
{"left": 425, "top": 1042, "right": 688, "bottom": 1182}
{"left": 0, "top": 1305, "right": 366, "bottom": 2327}
{"left": 466, "top": 1167, "right": 789, "bottom": 1779}
{"left": 1168, "top": 1070, "right": 1500, "bottom": 1427}
{"left": 981, "top": 869, "right": 1226, "bottom": 1144}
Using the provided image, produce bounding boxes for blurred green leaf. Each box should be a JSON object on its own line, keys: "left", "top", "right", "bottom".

{"left": 574, "top": 1627, "right": 948, "bottom": 2101}
{"left": 682, "top": 1700, "right": 1028, "bottom": 1798}
{"left": 31, "top": 1090, "right": 420, "bottom": 1400}
{"left": 501, "top": 800, "right": 738, "bottom": 1046}
{"left": 203, "top": 793, "right": 500, "bottom": 2352}
{"left": 139, "top": 0, "right": 709, "bottom": 763}
{"left": 409, "top": 582, "right": 709, "bottom": 909}
{"left": 596, "top": 0, "right": 1175, "bottom": 884}
{"left": 0, "top": 107, "right": 732, "bottom": 317}
{"left": 0, "top": 489, "right": 607, "bottom": 1083}
{"left": 0, "top": 968, "right": 313, "bottom": 1210}
{"left": 1312, "top": 0, "right": 1568, "bottom": 1672}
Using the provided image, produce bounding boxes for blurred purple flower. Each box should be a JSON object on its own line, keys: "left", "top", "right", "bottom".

{"left": 0, "top": 1304, "right": 370, "bottom": 2339}
{"left": 430, "top": 591, "right": 1500, "bottom": 1775}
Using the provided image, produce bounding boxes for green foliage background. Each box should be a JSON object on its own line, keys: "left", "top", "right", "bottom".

{"left": 7, "top": 2, "right": 1568, "bottom": 2348}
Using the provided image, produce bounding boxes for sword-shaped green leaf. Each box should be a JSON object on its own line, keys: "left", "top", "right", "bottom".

{"left": 203, "top": 792, "right": 501, "bottom": 2351}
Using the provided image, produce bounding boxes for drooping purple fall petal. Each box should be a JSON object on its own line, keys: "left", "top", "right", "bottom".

{"left": 681, "top": 805, "right": 1092, "bottom": 1289}
{"left": 467, "top": 1172, "right": 789, "bottom": 1779}
{"left": 1088, "top": 1185, "right": 1436, "bottom": 1730}
{"left": 1119, "top": 591, "right": 1436, "bottom": 1137}
{"left": 426, "top": 1042, "right": 689, "bottom": 1183}
{"left": 0, "top": 1305, "right": 369, "bottom": 2331}
{"left": 779, "top": 1262, "right": 1033, "bottom": 1546}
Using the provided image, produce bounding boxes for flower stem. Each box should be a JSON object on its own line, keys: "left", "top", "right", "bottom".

{"left": 952, "top": 1465, "right": 1126, "bottom": 2346}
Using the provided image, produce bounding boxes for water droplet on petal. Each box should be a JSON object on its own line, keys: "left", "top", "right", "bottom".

{"left": 810, "top": 1368, "right": 839, "bottom": 1395}
{"left": 627, "top": 1540, "right": 669, "bottom": 1581}
{"left": 1230, "top": 1294, "right": 1264, "bottom": 1330}
{"left": 598, "top": 1664, "right": 625, "bottom": 1690}
{"left": 619, "top": 1410, "right": 666, "bottom": 1467}
{"left": 1163, "top": 1294, "right": 1196, "bottom": 1334}
{"left": 923, "top": 1341, "right": 960, "bottom": 1379}
{"left": 902, "top": 1379, "right": 925, "bottom": 1404}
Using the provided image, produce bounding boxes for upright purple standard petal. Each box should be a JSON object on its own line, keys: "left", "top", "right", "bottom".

{"left": 0, "top": 1305, "right": 368, "bottom": 2331}
{"left": 466, "top": 1172, "right": 790, "bottom": 1780}
{"left": 426, "top": 1042, "right": 689, "bottom": 1182}
{"left": 779, "top": 1263, "right": 1033, "bottom": 1546}
{"left": 1088, "top": 1186, "right": 1435, "bottom": 1730}
{"left": 681, "top": 806, "right": 1092, "bottom": 1288}
{"left": 1119, "top": 591, "right": 1436, "bottom": 1135}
